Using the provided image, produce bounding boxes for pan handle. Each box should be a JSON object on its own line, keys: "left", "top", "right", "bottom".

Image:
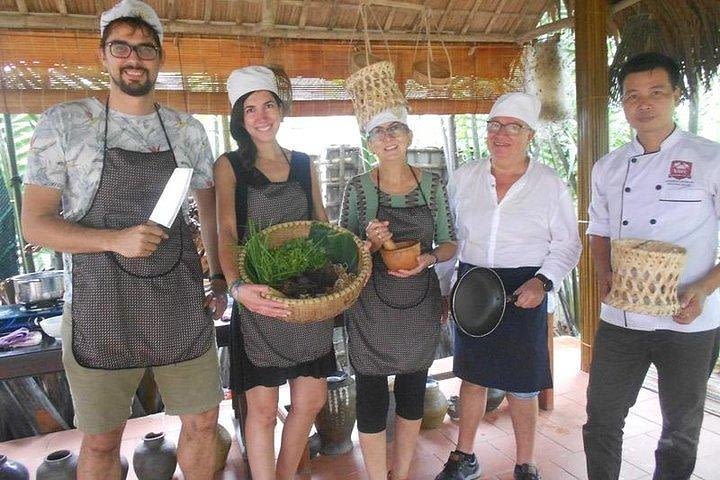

{"left": 506, "top": 293, "right": 519, "bottom": 304}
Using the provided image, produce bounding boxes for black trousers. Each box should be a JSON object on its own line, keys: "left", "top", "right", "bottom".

{"left": 355, "top": 369, "right": 428, "bottom": 434}
{"left": 583, "top": 321, "right": 720, "bottom": 480}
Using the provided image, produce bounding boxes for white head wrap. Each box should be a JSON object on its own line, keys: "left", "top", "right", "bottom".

{"left": 100, "top": 0, "right": 163, "bottom": 43}
{"left": 227, "top": 66, "right": 279, "bottom": 109}
{"left": 364, "top": 107, "right": 408, "bottom": 134}
{"left": 488, "top": 92, "right": 541, "bottom": 131}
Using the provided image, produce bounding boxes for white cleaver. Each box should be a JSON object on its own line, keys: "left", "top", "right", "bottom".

{"left": 148, "top": 167, "right": 193, "bottom": 228}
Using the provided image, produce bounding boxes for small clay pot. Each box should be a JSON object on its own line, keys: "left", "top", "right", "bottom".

{"left": 314, "top": 371, "right": 356, "bottom": 455}
{"left": 421, "top": 378, "right": 448, "bottom": 429}
{"left": 486, "top": 388, "right": 506, "bottom": 412}
{"left": 133, "top": 432, "right": 177, "bottom": 480}
{"left": 0, "top": 455, "right": 29, "bottom": 480}
{"left": 36, "top": 450, "right": 77, "bottom": 480}
{"left": 213, "top": 424, "right": 233, "bottom": 473}
{"left": 380, "top": 241, "right": 421, "bottom": 271}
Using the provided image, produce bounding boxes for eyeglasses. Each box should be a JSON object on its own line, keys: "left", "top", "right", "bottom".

{"left": 105, "top": 41, "right": 160, "bottom": 61}
{"left": 486, "top": 120, "right": 529, "bottom": 136}
{"left": 367, "top": 122, "right": 408, "bottom": 141}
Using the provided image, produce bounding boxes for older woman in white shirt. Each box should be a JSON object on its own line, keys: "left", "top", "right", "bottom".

{"left": 435, "top": 93, "right": 581, "bottom": 480}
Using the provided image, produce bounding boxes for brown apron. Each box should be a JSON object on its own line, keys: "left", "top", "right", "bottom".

{"left": 71, "top": 101, "right": 212, "bottom": 369}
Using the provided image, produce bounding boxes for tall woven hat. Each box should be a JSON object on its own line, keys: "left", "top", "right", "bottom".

{"left": 605, "top": 239, "right": 687, "bottom": 316}
{"left": 345, "top": 61, "right": 408, "bottom": 133}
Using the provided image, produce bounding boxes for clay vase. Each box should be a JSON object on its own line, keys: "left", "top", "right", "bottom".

{"left": 213, "top": 424, "right": 232, "bottom": 473}
{"left": 421, "top": 379, "right": 448, "bottom": 429}
{"left": 0, "top": 455, "right": 29, "bottom": 480}
{"left": 133, "top": 432, "right": 177, "bottom": 480}
{"left": 36, "top": 450, "right": 78, "bottom": 480}
{"left": 486, "top": 388, "right": 506, "bottom": 412}
{"left": 314, "top": 371, "right": 356, "bottom": 455}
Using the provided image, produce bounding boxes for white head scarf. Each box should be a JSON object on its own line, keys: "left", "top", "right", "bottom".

{"left": 488, "top": 92, "right": 541, "bottom": 130}
{"left": 364, "top": 107, "right": 408, "bottom": 134}
{"left": 100, "top": 0, "right": 163, "bottom": 43}
{"left": 227, "top": 66, "right": 279, "bottom": 109}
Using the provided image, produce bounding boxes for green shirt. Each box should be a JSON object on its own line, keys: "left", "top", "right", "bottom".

{"left": 339, "top": 169, "right": 456, "bottom": 245}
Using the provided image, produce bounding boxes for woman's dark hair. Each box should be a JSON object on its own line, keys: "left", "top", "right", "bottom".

{"left": 100, "top": 17, "right": 163, "bottom": 58}
{"left": 229, "top": 90, "right": 285, "bottom": 172}
{"left": 619, "top": 52, "right": 682, "bottom": 92}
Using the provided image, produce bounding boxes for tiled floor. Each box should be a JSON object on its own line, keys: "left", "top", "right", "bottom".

{"left": 2, "top": 336, "right": 720, "bottom": 479}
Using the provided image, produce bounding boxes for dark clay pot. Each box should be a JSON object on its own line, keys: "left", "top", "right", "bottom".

{"left": 213, "top": 424, "right": 232, "bottom": 473}
{"left": 133, "top": 432, "right": 177, "bottom": 480}
{"left": 421, "top": 378, "right": 448, "bottom": 429}
{"left": 314, "top": 371, "right": 356, "bottom": 455}
{"left": 0, "top": 454, "right": 29, "bottom": 480}
{"left": 36, "top": 450, "right": 77, "bottom": 480}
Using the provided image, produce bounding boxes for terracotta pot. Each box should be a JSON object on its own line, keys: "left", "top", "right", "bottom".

{"left": 0, "top": 455, "right": 29, "bottom": 480}
{"left": 421, "top": 378, "right": 448, "bottom": 429}
{"left": 214, "top": 424, "right": 232, "bottom": 472}
{"left": 380, "top": 241, "right": 421, "bottom": 271}
{"left": 133, "top": 432, "right": 177, "bottom": 480}
{"left": 36, "top": 450, "right": 77, "bottom": 480}
{"left": 314, "top": 371, "right": 356, "bottom": 455}
{"left": 486, "top": 388, "right": 506, "bottom": 412}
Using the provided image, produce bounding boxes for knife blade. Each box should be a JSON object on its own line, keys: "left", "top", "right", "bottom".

{"left": 148, "top": 167, "right": 193, "bottom": 228}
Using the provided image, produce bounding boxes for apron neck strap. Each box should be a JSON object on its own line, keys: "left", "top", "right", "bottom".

{"left": 103, "top": 98, "right": 175, "bottom": 156}
{"left": 375, "top": 164, "right": 430, "bottom": 207}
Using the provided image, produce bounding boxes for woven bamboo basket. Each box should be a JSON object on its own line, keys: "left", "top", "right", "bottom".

{"left": 237, "top": 221, "right": 372, "bottom": 323}
{"left": 345, "top": 61, "right": 408, "bottom": 131}
{"left": 605, "top": 239, "right": 687, "bottom": 315}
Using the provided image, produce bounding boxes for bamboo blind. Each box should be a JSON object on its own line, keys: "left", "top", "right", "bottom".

{"left": 0, "top": 30, "right": 522, "bottom": 115}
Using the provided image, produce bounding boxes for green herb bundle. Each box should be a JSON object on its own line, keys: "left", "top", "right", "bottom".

{"left": 243, "top": 222, "right": 328, "bottom": 287}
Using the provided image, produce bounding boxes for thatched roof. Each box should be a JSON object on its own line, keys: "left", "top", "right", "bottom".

{"left": 0, "top": 1, "right": 718, "bottom": 115}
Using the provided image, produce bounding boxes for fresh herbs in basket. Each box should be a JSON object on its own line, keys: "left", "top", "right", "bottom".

{"left": 242, "top": 222, "right": 359, "bottom": 299}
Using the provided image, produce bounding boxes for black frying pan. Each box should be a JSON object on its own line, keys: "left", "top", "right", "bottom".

{"left": 450, "top": 266, "right": 518, "bottom": 338}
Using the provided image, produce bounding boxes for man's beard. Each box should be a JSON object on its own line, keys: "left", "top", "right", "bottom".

{"left": 110, "top": 67, "right": 155, "bottom": 97}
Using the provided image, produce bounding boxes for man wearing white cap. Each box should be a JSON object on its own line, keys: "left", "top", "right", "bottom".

{"left": 435, "top": 92, "right": 581, "bottom": 480}
{"left": 22, "top": 1, "right": 225, "bottom": 478}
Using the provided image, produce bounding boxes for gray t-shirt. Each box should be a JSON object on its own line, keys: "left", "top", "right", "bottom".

{"left": 24, "top": 97, "right": 215, "bottom": 301}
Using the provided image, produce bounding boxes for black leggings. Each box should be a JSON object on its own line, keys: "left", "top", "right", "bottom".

{"left": 355, "top": 369, "right": 428, "bottom": 434}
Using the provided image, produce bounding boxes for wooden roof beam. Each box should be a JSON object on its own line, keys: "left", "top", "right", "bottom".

{"left": 260, "top": 0, "right": 277, "bottom": 29}
{"left": 168, "top": 0, "right": 178, "bottom": 21}
{"left": 461, "top": 0, "right": 483, "bottom": 35}
{"left": 0, "top": 13, "right": 515, "bottom": 43}
{"left": 515, "top": 0, "right": 643, "bottom": 43}
{"left": 203, "top": 0, "right": 213, "bottom": 23}
{"left": 484, "top": 0, "right": 509, "bottom": 34}
{"left": 298, "top": 2, "right": 308, "bottom": 28}
{"left": 55, "top": 0, "right": 68, "bottom": 15}
{"left": 383, "top": 8, "right": 396, "bottom": 32}
{"left": 437, "top": 0, "right": 455, "bottom": 32}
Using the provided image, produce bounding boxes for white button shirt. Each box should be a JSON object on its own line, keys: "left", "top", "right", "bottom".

{"left": 587, "top": 127, "right": 720, "bottom": 333}
{"left": 437, "top": 159, "right": 581, "bottom": 295}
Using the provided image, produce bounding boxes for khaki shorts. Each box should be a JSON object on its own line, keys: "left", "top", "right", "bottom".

{"left": 61, "top": 304, "right": 223, "bottom": 435}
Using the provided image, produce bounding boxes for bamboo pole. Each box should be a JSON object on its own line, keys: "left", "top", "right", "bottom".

{"left": 575, "top": 0, "right": 608, "bottom": 372}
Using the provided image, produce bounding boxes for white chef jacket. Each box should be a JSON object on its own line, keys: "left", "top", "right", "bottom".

{"left": 587, "top": 127, "right": 720, "bottom": 333}
{"left": 436, "top": 159, "right": 581, "bottom": 296}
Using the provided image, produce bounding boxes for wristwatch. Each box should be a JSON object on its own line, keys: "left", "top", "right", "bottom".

{"left": 535, "top": 273, "right": 553, "bottom": 292}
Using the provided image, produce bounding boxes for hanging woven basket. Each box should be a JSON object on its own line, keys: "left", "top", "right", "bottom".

{"left": 605, "top": 239, "right": 687, "bottom": 316}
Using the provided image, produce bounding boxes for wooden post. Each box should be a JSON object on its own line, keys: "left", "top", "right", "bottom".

{"left": 575, "top": 0, "right": 609, "bottom": 372}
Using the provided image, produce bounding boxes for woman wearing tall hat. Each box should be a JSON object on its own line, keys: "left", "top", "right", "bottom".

{"left": 215, "top": 65, "right": 335, "bottom": 480}
{"left": 339, "top": 98, "right": 457, "bottom": 478}
{"left": 434, "top": 92, "right": 581, "bottom": 480}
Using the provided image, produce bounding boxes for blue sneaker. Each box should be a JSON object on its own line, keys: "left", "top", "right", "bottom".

{"left": 434, "top": 451, "right": 481, "bottom": 480}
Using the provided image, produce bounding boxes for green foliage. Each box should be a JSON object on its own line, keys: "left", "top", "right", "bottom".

{"left": 309, "top": 222, "right": 358, "bottom": 273}
{"left": 243, "top": 222, "right": 327, "bottom": 287}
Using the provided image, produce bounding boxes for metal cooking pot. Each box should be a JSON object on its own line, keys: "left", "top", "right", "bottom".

{"left": 450, "top": 266, "right": 518, "bottom": 338}
{"left": 11, "top": 270, "right": 65, "bottom": 304}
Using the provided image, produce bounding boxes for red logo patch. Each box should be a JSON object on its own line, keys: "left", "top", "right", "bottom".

{"left": 669, "top": 160, "right": 692, "bottom": 180}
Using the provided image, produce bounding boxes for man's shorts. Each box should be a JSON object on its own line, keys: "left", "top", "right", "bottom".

{"left": 61, "top": 305, "right": 223, "bottom": 435}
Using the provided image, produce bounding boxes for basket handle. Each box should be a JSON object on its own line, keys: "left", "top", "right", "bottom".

{"left": 357, "top": 2, "right": 392, "bottom": 66}
{"left": 412, "top": 10, "right": 454, "bottom": 88}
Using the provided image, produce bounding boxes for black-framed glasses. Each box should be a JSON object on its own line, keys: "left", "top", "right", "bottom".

{"left": 486, "top": 120, "right": 528, "bottom": 136}
{"left": 105, "top": 41, "right": 160, "bottom": 61}
{"left": 367, "top": 122, "right": 408, "bottom": 141}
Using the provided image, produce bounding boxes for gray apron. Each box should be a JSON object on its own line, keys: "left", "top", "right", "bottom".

{"left": 345, "top": 168, "right": 441, "bottom": 376}
{"left": 71, "top": 101, "right": 212, "bottom": 369}
{"left": 236, "top": 175, "right": 335, "bottom": 368}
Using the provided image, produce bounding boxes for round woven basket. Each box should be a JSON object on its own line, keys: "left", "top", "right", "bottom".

{"left": 605, "top": 239, "right": 687, "bottom": 316}
{"left": 237, "top": 221, "right": 372, "bottom": 323}
{"left": 349, "top": 51, "right": 383, "bottom": 74}
{"left": 345, "top": 61, "right": 408, "bottom": 131}
{"left": 412, "top": 59, "right": 452, "bottom": 86}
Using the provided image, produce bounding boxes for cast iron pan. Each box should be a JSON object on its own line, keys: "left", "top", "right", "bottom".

{"left": 450, "top": 266, "right": 518, "bottom": 338}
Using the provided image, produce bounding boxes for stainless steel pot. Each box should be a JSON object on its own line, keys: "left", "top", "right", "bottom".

{"left": 11, "top": 270, "right": 65, "bottom": 304}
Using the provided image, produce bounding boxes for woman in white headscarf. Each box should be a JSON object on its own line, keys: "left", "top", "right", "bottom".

{"left": 215, "top": 65, "right": 334, "bottom": 480}
{"left": 434, "top": 93, "right": 581, "bottom": 480}
{"left": 340, "top": 107, "right": 457, "bottom": 480}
